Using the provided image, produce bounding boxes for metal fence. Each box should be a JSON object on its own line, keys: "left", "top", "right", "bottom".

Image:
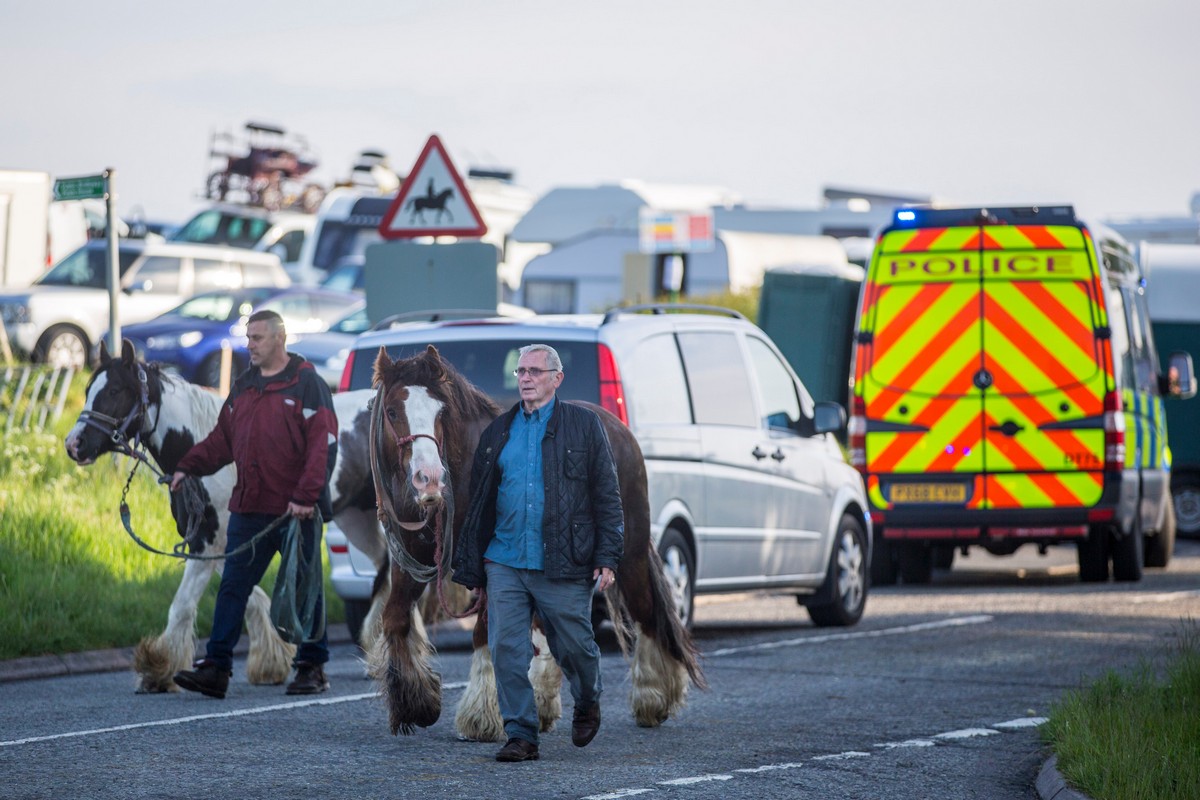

{"left": 0, "top": 365, "right": 75, "bottom": 434}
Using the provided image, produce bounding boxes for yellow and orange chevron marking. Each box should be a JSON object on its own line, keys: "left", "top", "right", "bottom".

{"left": 857, "top": 223, "right": 1111, "bottom": 511}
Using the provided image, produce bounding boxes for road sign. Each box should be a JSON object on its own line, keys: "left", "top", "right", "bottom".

{"left": 379, "top": 135, "right": 487, "bottom": 239}
{"left": 53, "top": 174, "right": 107, "bottom": 202}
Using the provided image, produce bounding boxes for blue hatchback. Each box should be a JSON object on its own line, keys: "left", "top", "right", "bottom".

{"left": 122, "top": 286, "right": 361, "bottom": 387}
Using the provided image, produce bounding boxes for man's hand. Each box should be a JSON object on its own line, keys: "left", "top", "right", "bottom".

{"left": 288, "top": 502, "right": 315, "bottom": 520}
{"left": 593, "top": 567, "right": 615, "bottom": 592}
{"left": 169, "top": 471, "right": 187, "bottom": 492}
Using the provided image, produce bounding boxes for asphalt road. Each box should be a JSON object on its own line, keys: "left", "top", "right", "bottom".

{"left": 3, "top": 539, "right": 1197, "bottom": 799}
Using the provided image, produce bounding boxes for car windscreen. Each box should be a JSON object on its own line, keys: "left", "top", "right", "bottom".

{"left": 173, "top": 288, "right": 276, "bottom": 322}
{"left": 172, "top": 210, "right": 270, "bottom": 248}
{"left": 35, "top": 245, "right": 141, "bottom": 288}
{"left": 313, "top": 222, "right": 383, "bottom": 272}
{"left": 352, "top": 337, "right": 600, "bottom": 408}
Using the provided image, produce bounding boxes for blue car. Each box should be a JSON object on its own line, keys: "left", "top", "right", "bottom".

{"left": 122, "top": 286, "right": 362, "bottom": 387}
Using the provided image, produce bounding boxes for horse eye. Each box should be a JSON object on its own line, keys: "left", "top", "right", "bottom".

{"left": 386, "top": 407, "right": 398, "bottom": 422}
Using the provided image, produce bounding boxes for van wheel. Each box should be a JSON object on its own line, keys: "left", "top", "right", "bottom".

{"left": 1173, "top": 478, "right": 1200, "bottom": 538}
{"left": 1111, "top": 517, "right": 1144, "bottom": 582}
{"left": 806, "top": 515, "right": 867, "bottom": 628}
{"left": 35, "top": 325, "right": 89, "bottom": 370}
{"left": 1078, "top": 525, "right": 1111, "bottom": 582}
{"left": 657, "top": 527, "right": 695, "bottom": 629}
{"left": 932, "top": 545, "right": 956, "bottom": 571}
{"left": 1144, "top": 490, "right": 1175, "bottom": 569}
{"left": 898, "top": 542, "right": 933, "bottom": 584}
{"left": 870, "top": 531, "right": 898, "bottom": 586}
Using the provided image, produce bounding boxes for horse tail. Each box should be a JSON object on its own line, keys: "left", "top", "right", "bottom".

{"left": 608, "top": 549, "right": 707, "bottom": 690}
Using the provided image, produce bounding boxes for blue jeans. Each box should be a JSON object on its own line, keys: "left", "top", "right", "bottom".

{"left": 485, "top": 561, "right": 602, "bottom": 744}
{"left": 206, "top": 511, "right": 329, "bottom": 672}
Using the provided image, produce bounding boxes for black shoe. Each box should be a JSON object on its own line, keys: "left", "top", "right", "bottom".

{"left": 286, "top": 661, "right": 330, "bottom": 695}
{"left": 572, "top": 702, "right": 601, "bottom": 747}
{"left": 495, "top": 737, "right": 540, "bottom": 762}
{"left": 173, "top": 659, "right": 231, "bottom": 699}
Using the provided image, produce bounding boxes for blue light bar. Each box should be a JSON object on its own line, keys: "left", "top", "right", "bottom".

{"left": 896, "top": 210, "right": 916, "bottom": 222}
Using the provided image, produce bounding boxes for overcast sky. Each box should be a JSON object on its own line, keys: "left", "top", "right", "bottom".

{"left": 5, "top": 1, "right": 1199, "bottom": 224}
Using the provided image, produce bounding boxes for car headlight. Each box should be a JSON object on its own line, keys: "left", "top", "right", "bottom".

{"left": 0, "top": 303, "right": 29, "bottom": 324}
{"left": 146, "top": 330, "right": 204, "bottom": 350}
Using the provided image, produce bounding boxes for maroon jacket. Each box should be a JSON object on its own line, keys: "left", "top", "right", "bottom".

{"left": 177, "top": 355, "right": 338, "bottom": 517}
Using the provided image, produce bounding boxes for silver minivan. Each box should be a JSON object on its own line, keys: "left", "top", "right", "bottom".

{"left": 328, "top": 305, "right": 871, "bottom": 631}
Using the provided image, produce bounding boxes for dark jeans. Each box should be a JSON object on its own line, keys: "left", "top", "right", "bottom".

{"left": 205, "top": 511, "right": 329, "bottom": 672}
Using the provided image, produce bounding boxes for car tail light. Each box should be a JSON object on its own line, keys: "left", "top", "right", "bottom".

{"left": 1103, "top": 390, "right": 1125, "bottom": 472}
{"left": 597, "top": 343, "right": 628, "bottom": 426}
{"left": 339, "top": 348, "right": 357, "bottom": 394}
{"left": 849, "top": 396, "right": 867, "bottom": 473}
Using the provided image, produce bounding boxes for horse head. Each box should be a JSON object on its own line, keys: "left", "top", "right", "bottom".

{"left": 65, "top": 339, "right": 160, "bottom": 465}
{"left": 372, "top": 344, "right": 453, "bottom": 519}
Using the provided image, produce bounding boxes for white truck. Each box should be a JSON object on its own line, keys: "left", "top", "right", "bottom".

{"left": 0, "top": 170, "right": 89, "bottom": 289}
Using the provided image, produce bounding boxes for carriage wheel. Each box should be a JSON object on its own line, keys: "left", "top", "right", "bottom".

{"left": 206, "top": 171, "right": 229, "bottom": 201}
{"left": 657, "top": 527, "right": 694, "bottom": 629}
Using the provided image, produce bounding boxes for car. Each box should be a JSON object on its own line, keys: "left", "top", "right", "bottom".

{"left": 318, "top": 255, "right": 365, "bottom": 294}
{"left": 288, "top": 302, "right": 368, "bottom": 388}
{"left": 328, "top": 304, "right": 871, "bottom": 634}
{"left": 171, "top": 204, "right": 315, "bottom": 284}
{"left": 0, "top": 239, "right": 290, "bottom": 370}
{"left": 121, "top": 286, "right": 362, "bottom": 387}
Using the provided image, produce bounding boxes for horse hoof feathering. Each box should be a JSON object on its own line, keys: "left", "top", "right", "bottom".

{"left": 370, "top": 345, "right": 706, "bottom": 741}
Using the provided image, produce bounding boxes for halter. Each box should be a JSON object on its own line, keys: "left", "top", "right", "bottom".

{"left": 77, "top": 363, "right": 156, "bottom": 457}
{"left": 369, "top": 382, "right": 483, "bottom": 619}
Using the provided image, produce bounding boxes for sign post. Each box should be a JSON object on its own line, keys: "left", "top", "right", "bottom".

{"left": 54, "top": 170, "right": 119, "bottom": 352}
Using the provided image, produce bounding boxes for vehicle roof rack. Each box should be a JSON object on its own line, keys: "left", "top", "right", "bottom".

{"left": 602, "top": 303, "right": 747, "bottom": 326}
{"left": 371, "top": 309, "right": 510, "bottom": 331}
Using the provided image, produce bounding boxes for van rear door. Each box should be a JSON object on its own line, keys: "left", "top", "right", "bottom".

{"left": 858, "top": 220, "right": 1109, "bottom": 513}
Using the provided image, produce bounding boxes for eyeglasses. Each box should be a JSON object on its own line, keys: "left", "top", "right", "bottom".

{"left": 513, "top": 367, "right": 558, "bottom": 378}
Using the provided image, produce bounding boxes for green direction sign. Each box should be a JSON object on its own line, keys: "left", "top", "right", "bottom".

{"left": 53, "top": 174, "right": 107, "bottom": 201}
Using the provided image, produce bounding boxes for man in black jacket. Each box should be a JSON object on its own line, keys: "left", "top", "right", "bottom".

{"left": 453, "top": 344, "right": 623, "bottom": 762}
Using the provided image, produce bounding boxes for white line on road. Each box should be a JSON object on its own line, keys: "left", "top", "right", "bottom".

{"left": 705, "top": 615, "right": 993, "bottom": 657}
{"left": 0, "top": 681, "right": 470, "bottom": 748}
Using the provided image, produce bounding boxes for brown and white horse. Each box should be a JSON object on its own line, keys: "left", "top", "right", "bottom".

{"left": 370, "top": 344, "right": 705, "bottom": 740}
{"left": 63, "top": 340, "right": 385, "bottom": 692}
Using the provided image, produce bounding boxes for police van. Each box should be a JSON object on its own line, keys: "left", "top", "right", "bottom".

{"left": 849, "top": 205, "right": 1194, "bottom": 584}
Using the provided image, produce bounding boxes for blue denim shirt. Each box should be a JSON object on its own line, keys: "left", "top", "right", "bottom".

{"left": 485, "top": 396, "right": 555, "bottom": 570}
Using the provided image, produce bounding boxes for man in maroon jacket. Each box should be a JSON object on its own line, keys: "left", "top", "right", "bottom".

{"left": 170, "top": 309, "right": 339, "bottom": 699}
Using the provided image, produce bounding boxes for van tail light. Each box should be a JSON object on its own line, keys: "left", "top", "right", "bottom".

{"left": 338, "top": 348, "right": 357, "bottom": 394}
{"left": 849, "top": 396, "right": 867, "bottom": 473}
{"left": 1103, "top": 390, "right": 1125, "bottom": 472}
{"left": 597, "top": 343, "right": 628, "bottom": 426}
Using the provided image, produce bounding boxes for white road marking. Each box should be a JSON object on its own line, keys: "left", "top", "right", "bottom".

{"left": 1127, "top": 590, "right": 1200, "bottom": 605}
{"left": 706, "top": 615, "right": 993, "bottom": 657}
{"left": 581, "top": 790, "right": 655, "bottom": 800}
{"left": 0, "top": 680, "right": 471, "bottom": 748}
{"left": 993, "top": 716, "right": 1048, "bottom": 729}
{"left": 934, "top": 728, "right": 998, "bottom": 740}
{"left": 733, "top": 763, "right": 805, "bottom": 773}
{"left": 812, "top": 751, "right": 872, "bottom": 761}
{"left": 659, "top": 774, "right": 734, "bottom": 786}
{"left": 876, "top": 739, "right": 936, "bottom": 749}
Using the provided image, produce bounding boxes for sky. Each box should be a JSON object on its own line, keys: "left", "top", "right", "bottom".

{"left": 5, "top": 0, "right": 1200, "bottom": 226}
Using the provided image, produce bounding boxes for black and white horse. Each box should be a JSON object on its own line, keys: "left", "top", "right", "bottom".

{"left": 64, "top": 340, "right": 386, "bottom": 693}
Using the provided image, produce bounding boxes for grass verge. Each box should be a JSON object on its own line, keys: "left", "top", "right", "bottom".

{"left": 1042, "top": 619, "right": 1200, "bottom": 800}
{"left": 0, "top": 373, "right": 344, "bottom": 661}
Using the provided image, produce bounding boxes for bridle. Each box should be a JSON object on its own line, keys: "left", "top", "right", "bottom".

{"left": 77, "top": 363, "right": 157, "bottom": 458}
{"left": 369, "top": 382, "right": 483, "bottom": 619}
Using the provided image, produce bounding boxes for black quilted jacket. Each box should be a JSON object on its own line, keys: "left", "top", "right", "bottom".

{"left": 452, "top": 399, "right": 624, "bottom": 588}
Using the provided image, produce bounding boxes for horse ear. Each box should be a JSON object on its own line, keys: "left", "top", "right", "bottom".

{"left": 120, "top": 338, "right": 137, "bottom": 365}
{"left": 372, "top": 346, "right": 394, "bottom": 387}
{"left": 98, "top": 339, "right": 113, "bottom": 367}
{"left": 425, "top": 344, "right": 441, "bottom": 362}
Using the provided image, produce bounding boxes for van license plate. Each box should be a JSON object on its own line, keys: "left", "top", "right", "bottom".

{"left": 891, "top": 483, "right": 966, "bottom": 503}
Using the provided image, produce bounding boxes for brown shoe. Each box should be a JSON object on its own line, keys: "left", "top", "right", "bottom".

{"left": 285, "top": 661, "right": 329, "bottom": 695}
{"left": 173, "top": 659, "right": 231, "bottom": 699}
{"left": 571, "top": 702, "right": 601, "bottom": 747}
{"left": 495, "top": 737, "right": 540, "bottom": 762}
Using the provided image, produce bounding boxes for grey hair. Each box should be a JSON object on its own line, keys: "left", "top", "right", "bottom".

{"left": 519, "top": 343, "right": 563, "bottom": 372}
{"left": 247, "top": 309, "right": 286, "bottom": 336}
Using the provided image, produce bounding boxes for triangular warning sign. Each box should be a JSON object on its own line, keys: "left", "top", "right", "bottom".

{"left": 379, "top": 135, "right": 488, "bottom": 239}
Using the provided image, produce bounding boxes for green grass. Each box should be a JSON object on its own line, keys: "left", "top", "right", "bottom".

{"left": 1042, "top": 619, "right": 1200, "bottom": 800}
{"left": 0, "top": 371, "right": 343, "bottom": 660}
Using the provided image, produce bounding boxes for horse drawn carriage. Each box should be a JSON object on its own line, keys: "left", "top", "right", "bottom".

{"left": 204, "top": 122, "right": 326, "bottom": 213}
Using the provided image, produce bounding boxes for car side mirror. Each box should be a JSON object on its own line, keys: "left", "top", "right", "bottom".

{"left": 1168, "top": 351, "right": 1196, "bottom": 400}
{"left": 813, "top": 401, "right": 847, "bottom": 435}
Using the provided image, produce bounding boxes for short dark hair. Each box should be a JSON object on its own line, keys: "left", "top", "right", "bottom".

{"left": 247, "top": 307, "right": 284, "bottom": 331}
